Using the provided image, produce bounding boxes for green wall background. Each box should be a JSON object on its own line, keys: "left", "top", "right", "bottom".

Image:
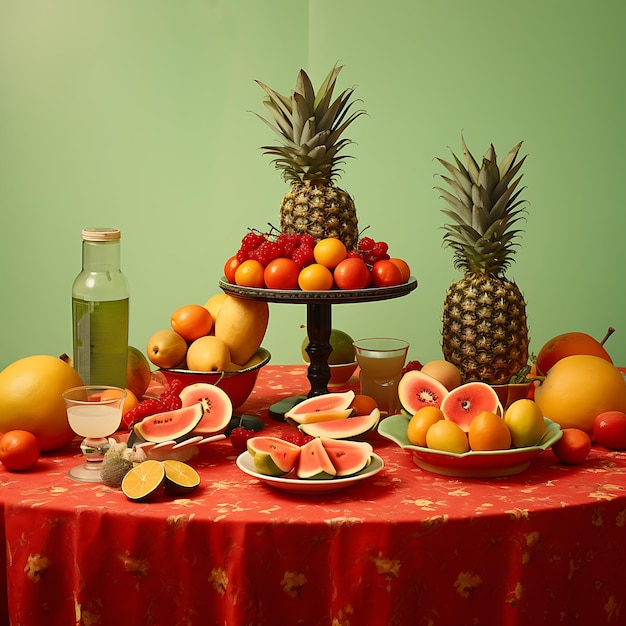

{"left": 1, "top": 0, "right": 625, "bottom": 372}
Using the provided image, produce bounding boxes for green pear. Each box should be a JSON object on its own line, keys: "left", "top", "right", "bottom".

{"left": 301, "top": 329, "right": 355, "bottom": 365}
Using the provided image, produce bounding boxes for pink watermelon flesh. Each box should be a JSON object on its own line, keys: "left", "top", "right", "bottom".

{"left": 285, "top": 390, "right": 355, "bottom": 417}
{"left": 398, "top": 370, "right": 449, "bottom": 415}
{"left": 134, "top": 403, "right": 204, "bottom": 443}
{"left": 320, "top": 438, "right": 373, "bottom": 476}
{"left": 247, "top": 436, "right": 301, "bottom": 474}
{"left": 178, "top": 382, "right": 233, "bottom": 435}
{"left": 440, "top": 382, "right": 501, "bottom": 432}
{"left": 296, "top": 437, "right": 337, "bottom": 479}
{"left": 298, "top": 409, "right": 380, "bottom": 439}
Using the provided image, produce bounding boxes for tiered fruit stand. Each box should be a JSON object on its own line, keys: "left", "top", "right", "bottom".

{"left": 219, "top": 277, "right": 418, "bottom": 399}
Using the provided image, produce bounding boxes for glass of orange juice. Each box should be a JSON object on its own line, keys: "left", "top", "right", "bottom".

{"left": 353, "top": 338, "right": 409, "bottom": 416}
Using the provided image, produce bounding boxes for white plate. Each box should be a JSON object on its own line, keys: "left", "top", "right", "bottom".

{"left": 236, "top": 451, "right": 384, "bottom": 494}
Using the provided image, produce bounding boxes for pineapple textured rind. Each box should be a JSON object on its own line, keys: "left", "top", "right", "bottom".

{"left": 254, "top": 64, "right": 365, "bottom": 250}
{"left": 437, "top": 138, "right": 530, "bottom": 384}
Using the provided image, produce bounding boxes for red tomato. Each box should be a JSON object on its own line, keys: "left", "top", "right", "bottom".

{"left": 223, "top": 255, "right": 240, "bottom": 284}
{"left": 593, "top": 411, "right": 626, "bottom": 449}
{"left": 371, "top": 260, "right": 403, "bottom": 287}
{"left": 333, "top": 257, "right": 371, "bottom": 290}
{"left": 264, "top": 257, "right": 300, "bottom": 290}
{"left": 0, "top": 430, "right": 40, "bottom": 471}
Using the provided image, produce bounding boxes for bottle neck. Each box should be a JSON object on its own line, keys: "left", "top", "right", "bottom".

{"left": 82, "top": 239, "right": 121, "bottom": 271}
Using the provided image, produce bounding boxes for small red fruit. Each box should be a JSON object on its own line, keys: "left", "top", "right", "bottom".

{"left": 230, "top": 427, "right": 256, "bottom": 451}
{"left": 0, "top": 430, "right": 40, "bottom": 471}
{"left": 593, "top": 411, "right": 626, "bottom": 450}
{"left": 371, "top": 260, "right": 403, "bottom": 287}
{"left": 333, "top": 257, "right": 371, "bottom": 290}
{"left": 552, "top": 428, "right": 591, "bottom": 464}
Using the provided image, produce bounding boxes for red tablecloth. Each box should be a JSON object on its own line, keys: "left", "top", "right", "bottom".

{"left": 1, "top": 366, "right": 626, "bottom": 626}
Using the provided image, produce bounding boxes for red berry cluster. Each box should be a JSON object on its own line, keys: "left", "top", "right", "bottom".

{"left": 236, "top": 230, "right": 316, "bottom": 269}
{"left": 350, "top": 236, "right": 390, "bottom": 268}
{"left": 280, "top": 431, "right": 314, "bottom": 446}
{"left": 122, "top": 379, "right": 184, "bottom": 429}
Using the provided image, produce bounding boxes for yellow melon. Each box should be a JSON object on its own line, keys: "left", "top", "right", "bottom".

{"left": 0, "top": 355, "right": 84, "bottom": 451}
{"left": 214, "top": 296, "right": 269, "bottom": 366}
{"left": 534, "top": 354, "right": 626, "bottom": 435}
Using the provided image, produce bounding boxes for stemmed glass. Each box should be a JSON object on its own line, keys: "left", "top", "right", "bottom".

{"left": 62, "top": 385, "right": 126, "bottom": 482}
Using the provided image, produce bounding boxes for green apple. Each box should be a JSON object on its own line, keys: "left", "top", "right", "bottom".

{"left": 301, "top": 329, "right": 355, "bottom": 365}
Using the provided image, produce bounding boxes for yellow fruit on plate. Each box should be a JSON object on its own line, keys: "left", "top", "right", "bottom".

{"left": 407, "top": 406, "right": 444, "bottom": 447}
{"left": 204, "top": 293, "right": 228, "bottom": 322}
{"left": 126, "top": 346, "right": 151, "bottom": 399}
{"left": 426, "top": 420, "right": 469, "bottom": 454}
{"left": 504, "top": 399, "right": 546, "bottom": 448}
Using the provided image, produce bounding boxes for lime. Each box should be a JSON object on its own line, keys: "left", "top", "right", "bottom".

{"left": 121, "top": 460, "right": 165, "bottom": 502}
{"left": 162, "top": 459, "right": 201, "bottom": 495}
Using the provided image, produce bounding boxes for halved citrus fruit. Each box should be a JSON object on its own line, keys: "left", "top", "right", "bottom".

{"left": 121, "top": 460, "right": 165, "bottom": 501}
{"left": 162, "top": 459, "right": 201, "bottom": 495}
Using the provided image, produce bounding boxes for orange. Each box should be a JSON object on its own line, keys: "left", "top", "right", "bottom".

{"left": 313, "top": 238, "right": 347, "bottom": 269}
{"left": 468, "top": 411, "right": 512, "bottom": 451}
{"left": 163, "top": 459, "right": 201, "bottom": 495}
{"left": 235, "top": 259, "right": 266, "bottom": 288}
{"left": 425, "top": 419, "right": 469, "bottom": 453}
{"left": 407, "top": 406, "right": 444, "bottom": 446}
{"left": 298, "top": 263, "right": 334, "bottom": 291}
{"left": 552, "top": 428, "right": 591, "bottom": 464}
{"left": 0, "top": 430, "right": 40, "bottom": 471}
{"left": 121, "top": 460, "right": 166, "bottom": 501}
{"left": 389, "top": 258, "right": 411, "bottom": 283}
{"left": 349, "top": 394, "right": 379, "bottom": 416}
{"left": 102, "top": 387, "right": 139, "bottom": 416}
{"left": 170, "top": 304, "right": 213, "bottom": 342}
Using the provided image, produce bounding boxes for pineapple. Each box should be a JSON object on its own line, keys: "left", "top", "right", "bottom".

{"left": 254, "top": 64, "right": 365, "bottom": 250}
{"left": 436, "top": 137, "right": 530, "bottom": 384}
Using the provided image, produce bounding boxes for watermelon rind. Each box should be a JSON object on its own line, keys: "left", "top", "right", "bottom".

{"left": 440, "top": 382, "right": 502, "bottom": 432}
{"left": 287, "top": 408, "right": 353, "bottom": 425}
{"left": 134, "top": 403, "right": 204, "bottom": 443}
{"left": 285, "top": 390, "right": 355, "bottom": 418}
{"left": 398, "top": 370, "right": 449, "bottom": 415}
{"left": 179, "top": 382, "right": 233, "bottom": 436}
{"left": 320, "top": 438, "right": 373, "bottom": 477}
{"left": 247, "top": 436, "right": 301, "bottom": 476}
{"left": 298, "top": 409, "right": 380, "bottom": 440}
{"left": 296, "top": 437, "right": 337, "bottom": 480}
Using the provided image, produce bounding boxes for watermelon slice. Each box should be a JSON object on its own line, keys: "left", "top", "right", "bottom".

{"left": 320, "top": 438, "right": 373, "bottom": 477}
{"left": 440, "top": 382, "right": 502, "bottom": 432}
{"left": 134, "top": 403, "right": 204, "bottom": 443}
{"left": 298, "top": 409, "right": 380, "bottom": 440}
{"left": 247, "top": 436, "right": 301, "bottom": 476}
{"left": 296, "top": 437, "right": 336, "bottom": 480}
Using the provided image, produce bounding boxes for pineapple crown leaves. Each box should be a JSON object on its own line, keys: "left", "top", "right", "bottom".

{"left": 435, "top": 137, "right": 528, "bottom": 275}
{"left": 252, "top": 63, "right": 366, "bottom": 184}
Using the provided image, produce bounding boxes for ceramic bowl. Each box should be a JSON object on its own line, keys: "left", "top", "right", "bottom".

{"left": 158, "top": 347, "right": 271, "bottom": 409}
{"left": 378, "top": 413, "right": 562, "bottom": 478}
{"left": 327, "top": 361, "right": 359, "bottom": 388}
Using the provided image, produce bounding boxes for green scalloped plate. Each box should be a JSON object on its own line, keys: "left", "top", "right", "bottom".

{"left": 378, "top": 414, "right": 562, "bottom": 478}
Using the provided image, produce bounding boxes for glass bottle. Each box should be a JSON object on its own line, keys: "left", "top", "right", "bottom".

{"left": 72, "top": 228, "right": 129, "bottom": 388}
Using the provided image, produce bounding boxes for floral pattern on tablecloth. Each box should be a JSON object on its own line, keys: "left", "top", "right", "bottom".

{"left": 1, "top": 365, "right": 625, "bottom": 626}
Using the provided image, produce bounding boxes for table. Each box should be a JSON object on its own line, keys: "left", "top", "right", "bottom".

{"left": 1, "top": 365, "right": 625, "bottom": 626}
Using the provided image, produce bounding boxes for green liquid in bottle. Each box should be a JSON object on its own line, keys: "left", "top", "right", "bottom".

{"left": 72, "top": 297, "right": 129, "bottom": 388}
